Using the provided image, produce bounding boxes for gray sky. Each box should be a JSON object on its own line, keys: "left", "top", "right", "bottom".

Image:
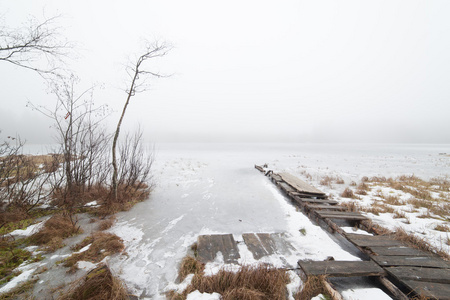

{"left": 1, "top": 0, "right": 450, "bottom": 144}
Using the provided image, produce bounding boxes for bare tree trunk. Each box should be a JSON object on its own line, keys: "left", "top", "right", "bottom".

{"left": 112, "top": 70, "right": 139, "bottom": 202}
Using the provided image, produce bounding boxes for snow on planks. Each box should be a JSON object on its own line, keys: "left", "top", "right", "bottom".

{"left": 298, "top": 260, "right": 385, "bottom": 277}
{"left": 197, "top": 234, "right": 240, "bottom": 264}
{"left": 242, "top": 233, "right": 296, "bottom": 267}
{"left": 278, "top": 172, "right": 326, "bottom": 198}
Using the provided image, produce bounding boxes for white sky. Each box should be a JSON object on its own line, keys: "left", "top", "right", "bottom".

{"left": 1, "top": 0, "right": 450, "bottom": 143}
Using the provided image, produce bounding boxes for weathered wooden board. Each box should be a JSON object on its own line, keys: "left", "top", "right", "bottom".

{"left": 345, "top": 233, "right": 404, "bottom": 247}
{"left": 197, "top": 234, "right": 240, "bottom": 264}
{"left": 316, "top": 211, "right": 368, "bottom": 221}
{"left": 279, "top": 172, "right": 326, "bottom": 196}
{"left": 278, "top": 182, "right": 297, "bottom": 193}
{"left": 242, "top": 233, "right": 295, "bottom": 260}
{"left": 298, "top": 260, "right": 385, "bottom": 277}
{"left": 371, "top": 255, "right": 450, "bottom": 268}
{"left": 368, "top": 246, "right": 430, "bottom": 257}
{"left": 387, "top": 266, "right": 450, "bottom": 284}
{"left": 402, "top": 280, "right": 450, "bottom": 300}
{"left": 242, "top": 233, "right": 295, "bottom": 268}
{"left": 305, "top": 204, "right": 346, "bottom": 211}
{"left": 271, "top": 174, "right": 282, "bottom": 182}
{"left": 289, "top": 191, "right": 328, "bottom": 199}
{"left": 254, "top": 165, "right": 264, "bottom": 172}
{"left": 292, "top": 196, "right": 338, "bottom": 205}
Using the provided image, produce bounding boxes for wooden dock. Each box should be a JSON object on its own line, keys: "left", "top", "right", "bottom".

{"left": 254, "top": 165, "right": 450, "bottom": 300}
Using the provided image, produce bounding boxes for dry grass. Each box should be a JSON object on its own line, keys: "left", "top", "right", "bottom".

{"left": 434, "top": 224, "right": 450, "bottom": 232}
{"left": 391, "top": 227, "right": 450, "bottom": 260}
{"left": 0, "top": 278, "right": 38, "bottom": 300}
{"left": 295, "top": 275, "right": 330, "bottom": 300}
{"left": 171, "top": 264, "right": 290, "bottom": 300}
{"left": 320, "top": 176, "right": 344, "bottom": 187}
{"left": 61, "top": 264, "right": 129, "bottom": 300}
{"left": 63, "top": 232, "right": 124, "bottom": 272}
{"left": 28, "top": 214, "right": 81, "bottom": 251}
{"left": 340, "top": 188, "right": 355, "bottom": 199}
{"left": 178, "top": 256, "right": 205, "bottom": 282}
{"left": 98, "top": 216, "right": 116, "bottom": 231}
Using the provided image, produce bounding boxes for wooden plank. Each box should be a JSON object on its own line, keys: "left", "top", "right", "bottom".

{"left": 278, "top": 182, "right": 296, "bottom": 193}
{"left": 256, "top": 233, "right": 277, "bottom": 254}
{"left": 368, "top": 246, "right": 430, "bottom": 257}
{"left": 316, "top": 211, "right": 368, "bottom": 221}
{"left": 293, "top": 196, "right": 338, "bottom": 205}
{"left": 278, "top": 172, "right": 326, "bottom": 196}
{"left": 402, "top": 280, "right": 450, "bottom": 300}
{"left": 387, "top": 266, "right": 450, "bottom": 284}
{"left": 377, "top": 277, "right": 409, "bottom": 300}
{"left": 254, "top": 165, "right": 264, "bottom": 172}
{"left": 305, "top": 204, "right": 346, "bottom": 211}
{"left": 271, "top": 174, "right": 282, "bottom": 182}
{"left": 298, "top": 260, "right": 385, "bottom": 277}
{"left": 345, "top": 233, "right": 405, "bottom": 247}
{"left": 371, "top": 255, "right": 450, "bottom": 268}
{"left": 289, "top": 191, "right": 328, "bottom": 199}
{"left": 268, "top": 232, "right": 296, "bottom": 255}
{"left": 197, "top": 234, "right": 240, "bottom": 264}
{"left": 242, "top": 233, "right": 269, "bottom": 259}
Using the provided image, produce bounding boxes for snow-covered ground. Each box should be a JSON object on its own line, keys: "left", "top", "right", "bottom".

{"left": 106, "top": 143, "right": 450, "bottom": 299}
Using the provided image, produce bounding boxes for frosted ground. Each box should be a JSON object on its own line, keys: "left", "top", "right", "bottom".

{"left": 100, "top": 143, "right": 449, "bottom": 299}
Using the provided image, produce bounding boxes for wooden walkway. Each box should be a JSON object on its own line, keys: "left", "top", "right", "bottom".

{"left": 255, "top": 166, "right": 450, "bottom": 300}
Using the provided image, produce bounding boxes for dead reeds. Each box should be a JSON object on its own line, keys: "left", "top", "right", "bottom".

{"left": 29, "top": 214, "right": 81, "bottom": 251}
{"left": 61, "top": 264, "right": 128, "bottom": 300}
{"left": 63, "top": 232, "right": 124, "bottom": 272}
{"left": 295, "top": 275, "right": 330, "bottom": 300}
{"left": 172, "top": 264, "right": 290, "bottom": 300}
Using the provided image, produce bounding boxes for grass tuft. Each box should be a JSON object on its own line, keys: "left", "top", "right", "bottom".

{"left": 295, "top": 275, "right": 330, "bottom": 300}
{"left": 60, "top": 264, "right": 128, "bottom": 300}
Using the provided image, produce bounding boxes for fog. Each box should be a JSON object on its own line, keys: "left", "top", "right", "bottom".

{"left": 1, "top": 0, "right": 450, "bottom": 144}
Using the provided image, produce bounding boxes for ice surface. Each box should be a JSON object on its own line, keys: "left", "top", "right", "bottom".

{"left": 74, "top": 143, "right": 450, "bottom": 298}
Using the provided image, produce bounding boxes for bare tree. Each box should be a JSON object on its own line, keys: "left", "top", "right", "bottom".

{"left": 0, "top": 15, "right": 70, "bottom": 75}
{"left": 111, "top": 41, "right": 170, "bottom": 201}
{"left": 28, "top": 75, "right": 111, "bottom": 217}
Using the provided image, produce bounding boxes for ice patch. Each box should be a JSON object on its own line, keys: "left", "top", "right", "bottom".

{"left": 161, "top": 215, "right": 185, "bottom": 234}
{"left": 165, "top": 274, "right": 194, "bottom": 294}
{"left": 110, "top": 223, "right": 144, "bottom": 244}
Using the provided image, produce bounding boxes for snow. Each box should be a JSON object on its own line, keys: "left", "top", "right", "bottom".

{"left": 186, "top": 290, "right": 221, "bottom": 300}
{"left": 85, "top": 201, "right": 98, "bottom": 207}
{"left": 76, "top": 261, "right": 97, "bottom": 271}
{"left": 100, "top": 143, "right": 449, "bottom": 298}
{"left": 9, "top": 220, "right": 46, "bottom": 237}
{"left": 0, "top": 269, "right": 35, "bottom": 293}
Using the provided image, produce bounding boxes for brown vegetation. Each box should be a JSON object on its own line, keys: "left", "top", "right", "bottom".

{"left": 340, "top": 188, "right": 355, "bottom": 199}
{"left": 29, "top": 214, "right": 81, "bottom": 251}
{"left": 178, "top": 256, "right": 205, "bottom": 282}
{"left": 61, "top": 264, "right": 129, "bottom": 300}
{"left": 64, "top": 232, "right": 124, "bottom": 272}
{"left": 295, "top": 275, "right": 330, "bottom": 300}
{"left": 171, "top": 264, "right": 289, "bottom": 300}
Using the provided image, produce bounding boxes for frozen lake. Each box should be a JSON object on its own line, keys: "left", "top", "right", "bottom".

{"left": 104, "top": 143, "right": 450, "bottom": 299}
